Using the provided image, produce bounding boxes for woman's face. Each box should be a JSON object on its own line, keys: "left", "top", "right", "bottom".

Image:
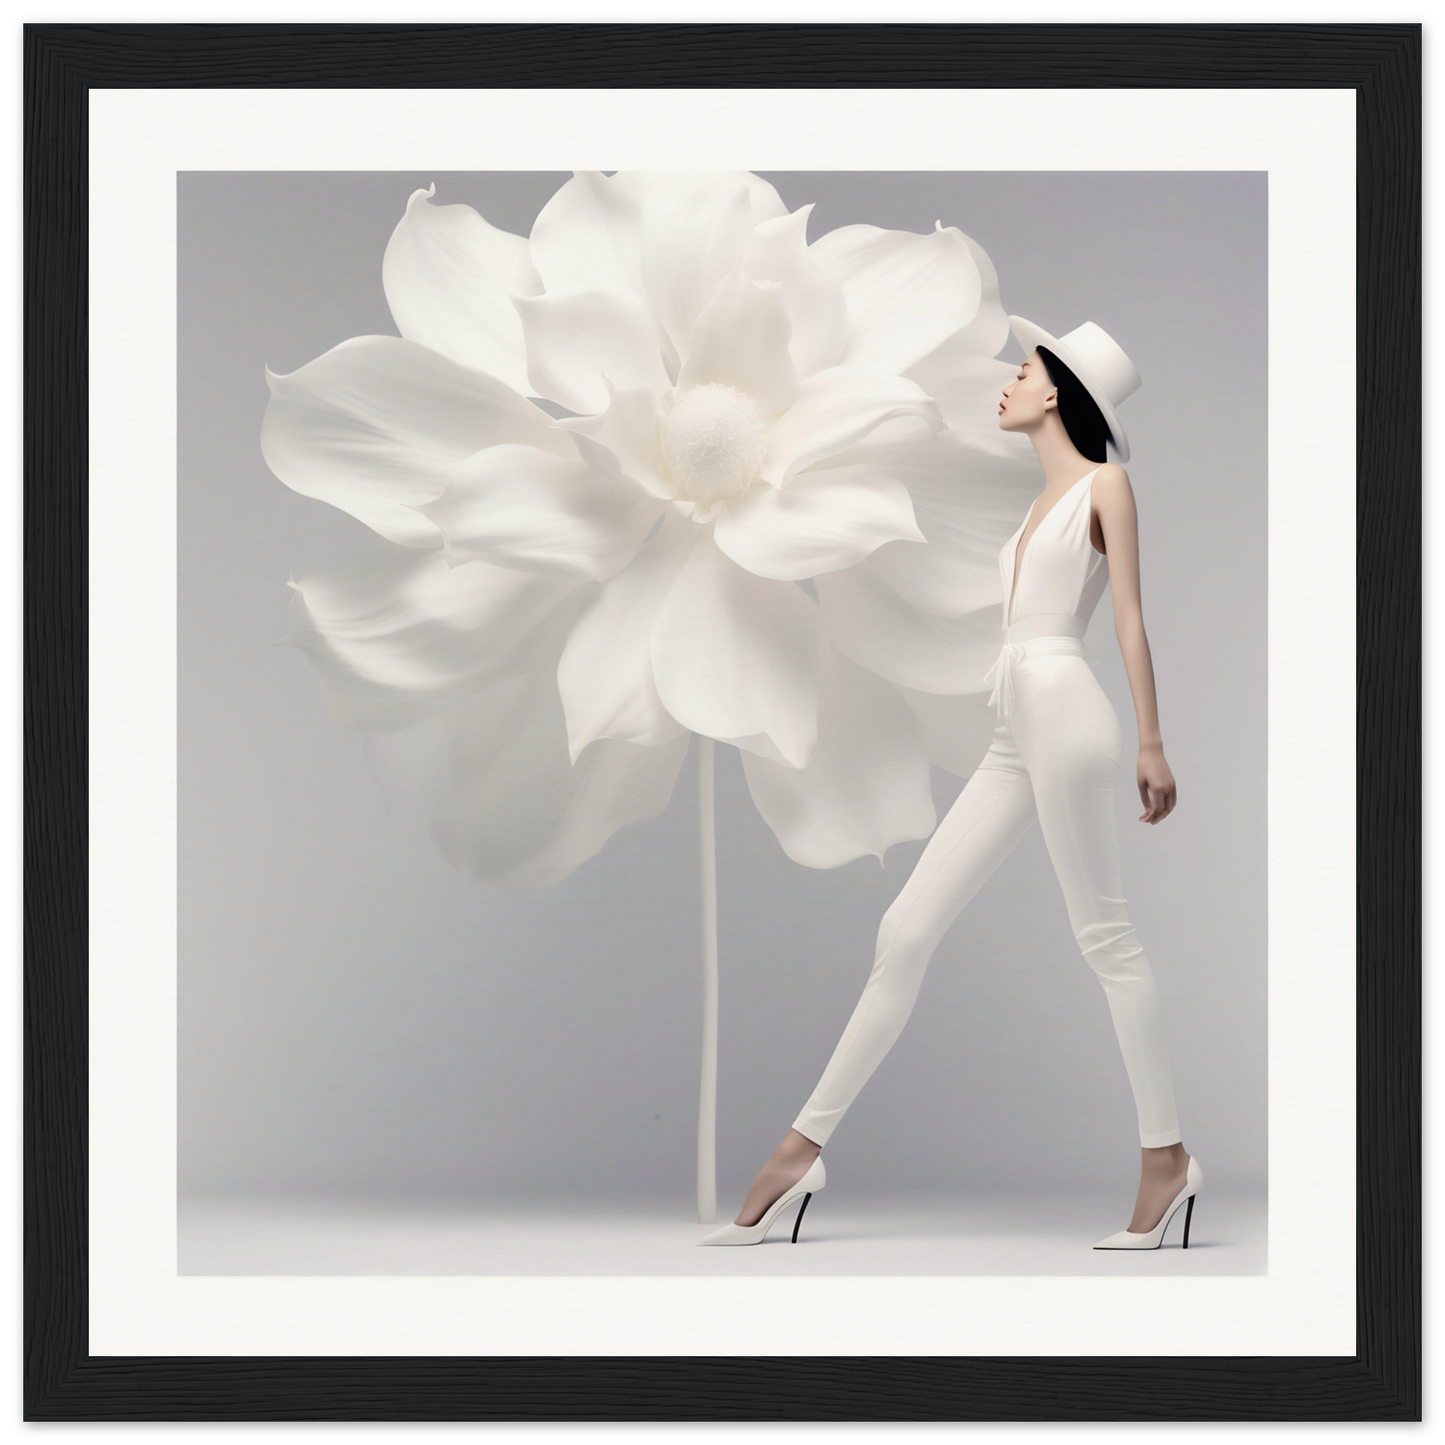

{"left": 998, "top": 351, "right": 1056, "bottom": 434}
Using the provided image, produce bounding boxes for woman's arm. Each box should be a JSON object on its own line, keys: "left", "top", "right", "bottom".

{"left": 1093, "top": 462, "right": 1178, "bottom": 824}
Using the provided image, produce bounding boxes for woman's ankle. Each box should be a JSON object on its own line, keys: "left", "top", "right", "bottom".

{"left": 778, "top": 1129, "right": 822, "bottom": 1162}
{"left": 1140, "top": 1141, "right": 1188, "bottom": 1172}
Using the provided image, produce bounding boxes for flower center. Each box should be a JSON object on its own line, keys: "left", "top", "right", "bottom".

{"left": 659, "top": 383, "right": 766, "bottom": 508}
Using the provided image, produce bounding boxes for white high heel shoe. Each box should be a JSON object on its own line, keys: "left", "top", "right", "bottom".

{"left": 696, "top": 1155, "right": 826, "bottom": 1245}
{"left": 1093, "top": 1154, "right": 1203, "bottom": 1249}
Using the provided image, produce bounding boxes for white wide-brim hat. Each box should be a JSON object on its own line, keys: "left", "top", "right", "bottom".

{"left": 1007, "top": 315, "right": 1141, "bottom": 464}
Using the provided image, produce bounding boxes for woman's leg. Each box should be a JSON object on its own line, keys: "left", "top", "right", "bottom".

{"left": 729, "top": 758, "right": 1038, "bottom": 1225}
{"left": 787, "top": 760, "right": 1038, "bottom": 1150}
{"left": 1011, "top": 654, "right": 1187, "bottom": 1227}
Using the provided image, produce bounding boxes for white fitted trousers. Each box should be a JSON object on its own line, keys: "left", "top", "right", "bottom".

{"left": 789, "top": 618, "right": 1183, "bottom": 1152}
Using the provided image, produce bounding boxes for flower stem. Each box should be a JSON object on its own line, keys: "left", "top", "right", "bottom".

{"left": 697, "top": 733, "right": 718, "bottom": 1224}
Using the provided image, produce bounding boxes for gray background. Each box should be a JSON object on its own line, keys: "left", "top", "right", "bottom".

{"left": 177, "top": 171, "right": 1266, "bottom": 1268}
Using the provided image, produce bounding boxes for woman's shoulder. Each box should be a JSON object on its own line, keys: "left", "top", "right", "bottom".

{"left": 1092, "top": 461, "right": 1133, "bottom": 493}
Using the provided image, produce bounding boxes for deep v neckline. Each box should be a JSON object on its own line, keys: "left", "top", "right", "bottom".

{"left": 1006, "top": 466, "right": 1101, "bottom": 626}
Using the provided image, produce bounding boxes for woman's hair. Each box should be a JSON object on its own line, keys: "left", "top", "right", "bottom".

{"left": 1036, "top": 346, "right": 1112, "bottom": 464}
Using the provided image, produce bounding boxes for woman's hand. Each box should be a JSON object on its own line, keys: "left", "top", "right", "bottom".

{"left": 1136, "top": 741, "right": 1177, "bottom": 824}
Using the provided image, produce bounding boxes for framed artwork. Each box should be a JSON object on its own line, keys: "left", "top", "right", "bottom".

{"left": 25, "top": 21, "right": 1420, "bottom": 1421}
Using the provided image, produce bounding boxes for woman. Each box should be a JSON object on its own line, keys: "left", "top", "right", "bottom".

{"left": 699, "top": 316, "right": 1203, "bottom": 1250}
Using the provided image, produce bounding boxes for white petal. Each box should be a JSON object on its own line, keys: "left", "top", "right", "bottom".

{"left": 742, "top": 172, "right": 791, "bottom": 221}
{"left": 713, "top": 461, "right": 925, "bottom": 581}
{"left": 425, "top": 667, "right": 691, "bottom": 890}
{"left": 417, "top": 442, "right": 665, "bottom": 582}
{"left": 274, "top": 544, "right": 585, "bottom": 730}
{"left": 893, "top": 682, "right": 1002, "bottom": 778}
{"left": 954, "top": 226, "right": 1011, "bottom": 357}
{"left": 904, "top": 351, "right": 1020, "bottom": 440}
{"left": 556, "top": 510, "right": 699, "bottom": 761}
{"left": 650, "top": 526, "right": 824, "bottom": 768}
{"left": 676, "top": 267, "right": 798, "bottom": 418}
{"left": 552, "top": 382, "right": 677, "bottom": 501}
{"left": 743, "top": 203, "right": 849, "bottom": 380}
{"left": 513, "top": 289, "right": 672, "bottom": 416}
{"left": 527, "top": 171, "right": 650, "bottom": 312}
{"left": 741, "top": 646, "right": 936, "bottom": 869}
{"left": 260, "top": 335, "right": 559, "bottom": 546}
{"left": 608, "top": 170, "right": 790, "bottom": 361}
{"left": 381, "top": 183, "right": 540, "bottom": 397}
{"left": 758, "top": 366, "right": 942, "bottom": 488}
{"left": 901, "top": 226, "right": 1012, "bottom": 373}
{"left": 812, "top": 427, "right": 1036, "bottom": 618}
{"left": 807, "top": 219, "right": 992, "bottom": 376}
{"left": 505, "top": 730, "right": 691, "bottom": 890}
{"left": 814, "top": 564, "right": 1001, "bottom": 694}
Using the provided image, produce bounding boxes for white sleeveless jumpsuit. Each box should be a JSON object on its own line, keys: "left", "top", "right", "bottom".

{"left": 791, "top": 466, "right": 1183, "bottom": 1150}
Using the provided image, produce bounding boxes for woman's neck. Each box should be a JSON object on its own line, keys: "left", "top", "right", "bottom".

{"left": 1029, "top": 421, "right": 1097, "bottom": 488}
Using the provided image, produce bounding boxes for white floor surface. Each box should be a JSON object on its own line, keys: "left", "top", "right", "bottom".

{"left": 179, "top": 1190, "right": 1265, "bottom": 1276}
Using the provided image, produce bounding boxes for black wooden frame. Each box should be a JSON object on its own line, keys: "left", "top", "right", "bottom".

{"left": 23, "top": 22, "right": 1421, "bottom": 1421}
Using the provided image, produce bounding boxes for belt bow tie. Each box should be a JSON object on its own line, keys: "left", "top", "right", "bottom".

{"left": 982, "top": 641, "right": 1025, "bottom": 719}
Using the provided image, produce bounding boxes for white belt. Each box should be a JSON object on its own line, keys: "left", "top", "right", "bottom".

{"left": 983, "top": 614, "right": 1089, "bottom": 719}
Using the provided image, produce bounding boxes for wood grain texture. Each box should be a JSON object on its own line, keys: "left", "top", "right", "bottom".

{"left": 23, "top": 20, "right": 1420, "bottom": 1422}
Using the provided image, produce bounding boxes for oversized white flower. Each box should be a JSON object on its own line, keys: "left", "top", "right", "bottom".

{"left": 262, "top": 170, "right": 1035, "bottom": 891}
